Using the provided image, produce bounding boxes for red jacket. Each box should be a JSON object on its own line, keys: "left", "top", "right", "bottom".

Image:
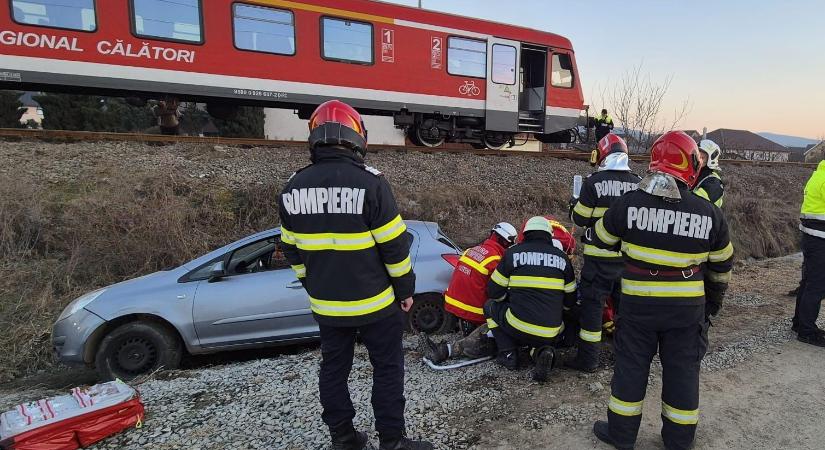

{"left": 444, "top": 238, "right": 506, "bottom": 324}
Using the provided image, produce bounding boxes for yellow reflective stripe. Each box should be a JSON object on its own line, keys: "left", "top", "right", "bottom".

{"left": 385, "top": 256, "right": 412, "bottom": 278}
{"left": 479, "top": 255, "right": 502, "bottom": 267}
{"left": 291, "top": 264, "right": 306, "bottom": 279}
{"left": 579, "top": 328, "right": 602, "bottom": 343}
{"left": 486, "top": 317, "right": 499, "bottom": 329}
{"left": 505, "top": 309, "right": 564, "bottom": 338}
{"left": 609, "top": 396, "right": 643, "bottom": 417}
{"left": 662, "top": 402, "right": 699, "bottom": 425}
{"left": 694, "top": 188, "right": 711, "bottom": 201}
{"left": 445, "top": 294, "right": 483, "bottom": 315}
{"left": 310, "top": 286, "right": 394, "bottom": 317}
{"left": 491, "top": 269, "right": 509, "bottom": 287}
{"left": 707, "top": 270, "right": 732, "bottom": 283}
{"left": 280, "top": 227, "right": 296, "bottom": 245}
{"left": 509, "top": 276, "right": 566, "bottom": 290}
{"left": 622, "top": 279, "right": 705, "bottom": 298}
{"left": 592, "top": 207, "right": 609, "bottom": 218}
{"left": 573, "top": 201, "right": 594, "bottom": 218}
{"left": 622, "top": 242, "right": 708, "bottom": 268}
{"left": 583, "top": 244, "right": 623, "bottom": 258}
{"left": 595, "top": 219, "right": 620, "bottom": 245}
{"left": 291, "top": 231, "right": 375, "bottom": 251}
{"left": 459, "top": 254, "right": 492, "bottom": 276}
{"left": 709, "top": 242, "right": 734, "bottom": 262}
{"left": 714, "top": 197, "right": 724, "bottom": 208}
{"left": 564, "top": 281, "right": 577, "bottom": 293}
{"left": 371, "top": 215, "right": 407, "bottom": 244}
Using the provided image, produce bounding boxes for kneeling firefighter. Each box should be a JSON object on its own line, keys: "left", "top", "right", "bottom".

{"left": 485, "top": 216, "right": 578, "bottom": 382}
{"left": 421, "top": 219, "right": 575, "bottom": 366}
{"left": 443, "top": 223, "right": 519, "bottom": 329}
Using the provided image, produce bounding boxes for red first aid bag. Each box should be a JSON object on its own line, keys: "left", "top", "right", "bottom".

{"left": 0, "top": 381, "right": 144, "bottom": 450}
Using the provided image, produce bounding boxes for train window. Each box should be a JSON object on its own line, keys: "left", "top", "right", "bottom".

{"left": 447, "top": 37, "right": 486, "bottom": 79}
{"left": 491, "top": 44, "right": 516, "bottom": 85}
{"left": 11, "top": 0, "right": 96, "bottom": 32}
{"left": 321, "top": 17, "right": 373, "bottom": 64}
{"left": 551, "top": 53, "right": 574, "bottom": 88}
{"left": 130, "top": 0, "right": 203, "bottom": 44}
{"left": 233, "top": 4, "right": 295, "bottom": 56}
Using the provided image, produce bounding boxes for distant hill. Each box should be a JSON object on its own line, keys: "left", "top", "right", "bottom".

{"left": 758, "top": 132, "right": 819, "bottom": 148}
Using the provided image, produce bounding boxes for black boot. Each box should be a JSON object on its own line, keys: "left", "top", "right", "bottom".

{"left": 798, "top": 332, "right": 825, "bottom": 348}
{"left": 418, "top": 334, "right": 449, "bottom": 364}
{"left": 379, "top": 435, "right": 434, "bottom": 450}
{"left": 563, "top": 355, "right": 598, "bottom": 373}
{"left": 329, "top": 422, "right": 368, "bottom": 450}
{"left": 531, "top": 346, "right": 555, "bottom": 382}
{"left": 593, "top": 421, "right": 633, "bottom": 450}
{"left": 495, "top": 349, "right": 519, "bottom": 370}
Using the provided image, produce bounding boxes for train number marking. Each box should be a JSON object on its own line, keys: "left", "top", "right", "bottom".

{"left": 459, "top": 80, "right": 481, "bottom": 97}
{"left": 431, "top": 37, "right": 443, "bottom": 69}
{"left": 232, "top": 89, "right": 288, "bottom": 99}
{"left": 0, "top": 71, "right": 22, "bottom": 82}
{"left": 381, "top": 29, "right": 395, "bottom": 63}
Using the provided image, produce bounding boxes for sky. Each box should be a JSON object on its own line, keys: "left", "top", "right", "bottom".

{"left": 385, "top": 0, "right": 825, "bottom": 139}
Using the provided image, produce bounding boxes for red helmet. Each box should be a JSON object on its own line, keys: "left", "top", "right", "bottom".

{"left": 517, "top": 215, "right": 576, "bottom": 255}
{"left": 308, "top": 100, "right": 368, "bottom": 156}
{"left": 649, "top": 131, "right": 702, "bottom": 187}
{"left": 591, "top": 133, "right": 628, "bottom": 166}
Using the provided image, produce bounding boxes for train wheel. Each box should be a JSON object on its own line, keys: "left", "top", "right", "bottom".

{"left": 415, "top": 120, "right": 445, "bottom": 148}
{"left": 483, "top": 134, "right": 510, "bottom": 150}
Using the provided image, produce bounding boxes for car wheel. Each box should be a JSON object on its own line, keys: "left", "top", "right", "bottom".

{"left": 406, "top": 294, "right": 456, "bottom": 335}
{"left": 95, "top": 321, "right": 182, "bottom": 381}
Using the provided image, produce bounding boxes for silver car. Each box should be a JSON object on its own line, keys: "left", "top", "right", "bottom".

{"left": 52, "top": 221, "right": 461, "bottom": 380}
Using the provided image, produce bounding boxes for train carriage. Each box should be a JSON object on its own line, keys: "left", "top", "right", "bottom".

{"left": 0, "top": 0, "right": 585, "bottom": 148}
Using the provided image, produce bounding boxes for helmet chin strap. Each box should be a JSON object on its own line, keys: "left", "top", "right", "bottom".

{"left": 639, "top": 172, "right": 682, "bottom": 201}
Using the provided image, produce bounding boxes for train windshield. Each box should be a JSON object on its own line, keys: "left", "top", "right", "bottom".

{"left": 132, "top": 0, "right": 202, "bottom": 43}
{"left": 12, "top": 0, "right": 96, "bottom": 31}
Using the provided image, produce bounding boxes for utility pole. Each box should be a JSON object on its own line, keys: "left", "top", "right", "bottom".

{"left": 418, "top": 0, "right": 422, "bottom": 8}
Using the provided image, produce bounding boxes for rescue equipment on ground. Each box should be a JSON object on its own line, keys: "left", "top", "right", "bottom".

{"left": 422, "top": 356, "right": 494, "bottom": 371}
{"left": 0, "top": 380, "right": 144, "bottom": 450}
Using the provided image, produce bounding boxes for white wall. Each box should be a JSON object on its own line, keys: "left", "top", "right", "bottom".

{"left": 264, "top": 108, "right": 406, "bottom": 146}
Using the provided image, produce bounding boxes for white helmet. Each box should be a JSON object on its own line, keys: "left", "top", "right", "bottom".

{"left": 492, "top": 222, "right": 518, "bottom": 245}
{"left": 698, "top": 139, "right": 722, "bottom": 170}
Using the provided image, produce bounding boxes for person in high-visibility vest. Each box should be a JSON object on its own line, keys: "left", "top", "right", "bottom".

{"left": 792, "top": 160, "right": 825, "bottom": 347}
{"left": 279, "top": 101, "right": 432, "bottom": 450}
{"left": 694, "top": 140, "right": 725, "bottom": 208}
{"left": 594, "top": 109, "right": 615, "bottom": 141}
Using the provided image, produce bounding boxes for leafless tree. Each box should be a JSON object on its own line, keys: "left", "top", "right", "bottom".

{"left": 592, "top": 63, "right": 692, "bottom": 153}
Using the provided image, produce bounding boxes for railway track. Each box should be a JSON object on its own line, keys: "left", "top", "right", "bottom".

{"left": 0, "top": 128, "right": 817, "bottom": 168}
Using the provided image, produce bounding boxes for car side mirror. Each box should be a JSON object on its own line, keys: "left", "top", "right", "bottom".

{"left": 208, "top": 261, "right": 226, "bottom": 283}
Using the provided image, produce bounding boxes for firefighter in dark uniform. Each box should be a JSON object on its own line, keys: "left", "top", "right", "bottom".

{"left": 792, "top": 160, "right": 825, "bottom": 347}
{"left": 278, "top": 100, "right": 432, "bottom": 450}
{"left": 484, "top": 216, "right": 578, "bottom": 382}
{"left": 694, "top": 139, "right": 725, "bottom": 208}
{"left": 566, "top": 134, "right": 641, "bottom": 372}
{"left": 594, "top": 109, "right": 615, "bottom": 141}
{"left": 589, "top": 131, "right": 734, "bottom": 450}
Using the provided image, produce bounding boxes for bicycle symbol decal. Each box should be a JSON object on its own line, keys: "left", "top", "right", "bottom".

{"left": 459, "top": 80, "right": 481, "bottom": 97}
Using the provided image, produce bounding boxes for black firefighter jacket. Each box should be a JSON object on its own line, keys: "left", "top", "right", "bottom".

{"left": 278, "top": 147, "right": 415, "bottom": 327}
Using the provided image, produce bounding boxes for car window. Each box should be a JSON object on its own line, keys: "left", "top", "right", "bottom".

{"left": 228, "top": 237, "right": 281, "bottom": 275}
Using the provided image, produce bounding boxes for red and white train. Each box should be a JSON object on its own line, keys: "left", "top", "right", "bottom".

{"left": 0, "top": 0, "right": 585, "bottom": 148}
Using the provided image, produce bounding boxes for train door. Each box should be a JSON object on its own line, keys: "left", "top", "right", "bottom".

{"left": 519, "top": 45, "right": 548, "bottom": 134}
{"left": 485, "top": 38, "right": 521, "bottom": 133}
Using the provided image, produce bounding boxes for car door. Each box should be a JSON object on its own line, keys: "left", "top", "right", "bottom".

{"left": 191, "top": 236, "right": 316, "bottom": 349}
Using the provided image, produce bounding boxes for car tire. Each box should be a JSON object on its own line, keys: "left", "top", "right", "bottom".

{"left": 406, "top": 293, "right": 456, "bottom": 335}
{"left": 95, "top": 321, "right": 182, "bottom": 381}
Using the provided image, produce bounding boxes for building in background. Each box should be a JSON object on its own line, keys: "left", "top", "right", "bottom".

{"left": 707, "top": 128, "right": 791, "bottom": 162}
{"left": 804, "top": 141, "right": 825, "bottom": 163}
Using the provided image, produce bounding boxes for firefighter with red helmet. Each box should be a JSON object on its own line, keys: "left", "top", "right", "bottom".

{"left": 485, "top": 216, "right": 578, "bottom": 382}
{"left": 566, "top": 134, "right": 641, "bottom": 372}
{"left": 443, "top": 222, "right": 518, "bottom": 327}
{"left": 278, "top": 100, "right": 432, "bottom": 450}
{"left": 589, "top": 131, "right": 734, "bottom": 450}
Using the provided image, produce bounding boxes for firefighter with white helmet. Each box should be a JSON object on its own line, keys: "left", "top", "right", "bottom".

{"left": 589, "top": 131, "right": 734, "bottom": 450}
{"left": 694, "top": 139, "right": 725, "bottom": 208}
{"left": 278, "top": 100, "right": 432, "bottom": 450}
{"left": 484, "top": 216, "right": 578, "bottom": 382}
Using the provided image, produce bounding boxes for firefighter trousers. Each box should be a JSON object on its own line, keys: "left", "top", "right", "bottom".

{"left": 607, "top": 304, "right": 707, "bottom": 450}
{"left": 318, "top": 310, "right": 405, "bottom": 438}
{"left": 484, "top": 300, "right": 559, "bottom": 351}
{"left": 576, "top": 257, "right": 623, "bottom": 365}
{"left": 793, "top": 233, "right": 825, "bottom": 337}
